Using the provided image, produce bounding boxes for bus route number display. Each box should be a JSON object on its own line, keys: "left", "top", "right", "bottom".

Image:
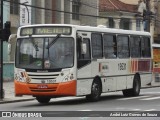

{"left": 118, "top": 63, "right": 126, "bottom": 71}
{"left": 21, "top": 27, "right": 72, "bottom": 36}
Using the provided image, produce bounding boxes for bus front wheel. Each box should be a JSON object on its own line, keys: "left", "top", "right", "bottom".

{"left": 86, "top": 79, "right": 102, "bottom": 102}
{"left": 36, "top": 97, "right": 51, "bottom": 104}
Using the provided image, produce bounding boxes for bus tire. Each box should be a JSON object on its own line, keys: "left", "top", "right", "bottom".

{"left": 86, "top": 78, "right": 102, "bottom": 102}
{"left": 122, "top": 89, "right": 132, "bottom": 97}
{"left": 132, "top": 75, "right": 141, "bottom": 96}
{"left": 122, "top": 74, "right": 141, "bottom": 97}
{"left": 36, "top": 97, "right": 51, "bottom": 104}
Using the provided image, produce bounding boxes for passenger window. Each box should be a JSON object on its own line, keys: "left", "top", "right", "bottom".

{"left": 91, "top": 33, "right": 103, "bottom": 59}
{"left": 141, "top": 37, "right": 151, "bottom": 57}
{"left": 130, "top": 36, "right": 141, "bottom": 58}
{"left": 103, "top": 34, "right": 117, "bottom": 58}
{"left": 117, "top": 35, "right": 130, "bottom": 58}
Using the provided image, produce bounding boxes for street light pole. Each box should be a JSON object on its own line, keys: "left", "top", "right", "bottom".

{"left": 0, "top": 0, "right": 4, "bottom": 99}
{"left": 146, "top": 0, "right": 150, "bottom": 32}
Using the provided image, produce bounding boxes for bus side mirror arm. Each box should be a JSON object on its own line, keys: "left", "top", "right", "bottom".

{"left": 8, "top": 34, "right": 17, "bottom": 43}
{"left": 8, "top": 34, "right": 17, "bottom": 55}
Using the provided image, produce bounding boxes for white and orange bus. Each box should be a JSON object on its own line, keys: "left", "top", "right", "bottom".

{"left": 14, "top": 24, "right": 152, "bottom": 103}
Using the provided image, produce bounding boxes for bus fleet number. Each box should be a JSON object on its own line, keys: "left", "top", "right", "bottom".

{"left": 118, "top": 63, "right": 126, "bottom": 71}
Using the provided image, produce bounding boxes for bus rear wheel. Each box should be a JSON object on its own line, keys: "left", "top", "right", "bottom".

{"left": 86, "top": 79, "right": 102, "bottom": 102}
{"left": 36, "top": 97, "right": 51, "bottom": 104}
{"left": 123, "top": 75, "right": 141, "bottom": 97}
{"left": 132, "top": 75, "right": 141, "bottom": 96}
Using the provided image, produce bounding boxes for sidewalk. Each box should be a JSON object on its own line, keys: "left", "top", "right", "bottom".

{"left": 0, "top": 79, "right": 160, "bottom": 104}
{"left": 0, "top": 81, "right": 34, "bottom": 104}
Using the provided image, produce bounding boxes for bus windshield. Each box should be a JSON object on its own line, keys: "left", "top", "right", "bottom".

{"left": 16, "top": 37, "right": 74, "bottom": 69}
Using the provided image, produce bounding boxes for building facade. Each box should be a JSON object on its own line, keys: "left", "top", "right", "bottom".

{"left": 98, "top": 0, "right": 142, "bottom": 31}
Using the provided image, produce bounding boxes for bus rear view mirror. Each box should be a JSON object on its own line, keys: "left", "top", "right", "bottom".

{"left": 81, "top": 43, "right": 87, "bottom": 54}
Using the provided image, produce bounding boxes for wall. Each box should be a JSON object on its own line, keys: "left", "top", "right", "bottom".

{"left": 64, "top": 0, "right": 71, "bottom": 24}
{"left": 80, "top": 0, "right": 98, "bottom": 26}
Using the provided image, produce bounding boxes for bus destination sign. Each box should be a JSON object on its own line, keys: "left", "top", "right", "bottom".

{"left": 20, "top": 26, "right": 72, "bottom": 36}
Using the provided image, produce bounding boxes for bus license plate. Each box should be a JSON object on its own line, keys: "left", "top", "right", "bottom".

{"left": 37, "top": 85, "right": 48, "bottom": 89}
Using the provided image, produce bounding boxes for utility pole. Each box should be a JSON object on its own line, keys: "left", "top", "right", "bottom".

{"left": 146, "top": 0, "right": 150, "bottom": 32}
{"left": 0, "top": 0, "right": 3, "bottom": 99}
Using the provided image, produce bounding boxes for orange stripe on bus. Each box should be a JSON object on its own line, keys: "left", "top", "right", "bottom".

{"left": 131, "top": 60, "right": 133, "bottom": 73}
{"left": 14, "top": 80, "right": 77, "bottom": 96}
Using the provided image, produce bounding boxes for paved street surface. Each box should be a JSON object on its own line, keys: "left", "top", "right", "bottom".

{"left": 1, "top": 79, "right": 160, "bottom": 104}
{"left": 0, "top": 87, "right": 160, "bottom": 119}
{"left": 0, "top": 80, "right": 160, "bottom": 120}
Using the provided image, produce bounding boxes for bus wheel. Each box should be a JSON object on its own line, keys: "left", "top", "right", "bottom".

{"left": 122, "top": 75, "right": 141, "bottom": 97}
{"left": 132, "top": 75, "right": 141, "bottom": 96}
{"left": 122, "top": 89, "right": 132, "bottom": 97}
{"left": 86, "top": 79, "right": 101, "bottom": 102}
{"left": 36, "top": 97, "right": 51, "bottom": 104}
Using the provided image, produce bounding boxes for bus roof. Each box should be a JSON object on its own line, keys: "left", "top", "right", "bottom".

{"left": 18, "top": 24, "right": 151, "bottom": 36}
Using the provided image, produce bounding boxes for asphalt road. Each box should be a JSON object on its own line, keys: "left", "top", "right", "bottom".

{"left": 0, "top": 87, "right": 160, "bottom": 120}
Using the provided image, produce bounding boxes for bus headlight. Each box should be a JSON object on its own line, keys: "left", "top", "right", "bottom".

{"left": 63, "top": 73, "right": 74, "bottom": 82}
{"left": 15, "top": 73, "right": 27, "bottom": 83}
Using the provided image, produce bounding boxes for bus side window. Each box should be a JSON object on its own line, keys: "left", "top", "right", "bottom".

{"left": 103, "top": 34, "right": 117, "bottom": 59}
{"left": 91, "top": 33, "right": 103, "bottom": 59}
{"left": 130, "top": 36, "right": 141, "bottom": 58}
{"left": 141, "top": 37, "right": 151, "bottom": 58}
{"left": 77, "top": 38, "right": 91, "bottom": 69}
{"left": 117, "top": 35, "right": 130, "bottom": 58}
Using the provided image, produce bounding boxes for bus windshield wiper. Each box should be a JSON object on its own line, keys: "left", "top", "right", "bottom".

{"left": 47, "top": 34, "right": 61, "bottom": 49}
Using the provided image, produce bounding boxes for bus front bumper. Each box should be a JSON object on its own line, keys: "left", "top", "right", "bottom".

{"left": 14, "top": 80, "right": 77, "bottom": 97}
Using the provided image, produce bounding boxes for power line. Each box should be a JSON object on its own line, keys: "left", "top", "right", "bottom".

{"left": 4, "top": 0, "right": 160, "bottom": 27}
{"left": 67, "top": 0, "right": 99, "bottom": 9}
{"left": 3, "top": 0, "right": 134, "bottom": 20}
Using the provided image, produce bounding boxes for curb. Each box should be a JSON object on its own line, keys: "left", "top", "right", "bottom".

{"left": 0, "top": 98, "right": 35, "bottom": 104}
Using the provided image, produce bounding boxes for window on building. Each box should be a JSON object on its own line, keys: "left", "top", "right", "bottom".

{"left": 120, "top": 18, "right": 131, "bottom": 30}
{"left": 136, "top": 19, "right": 141, "bottom": 31}
{"left": 91, "top": 33, "right": 103, "bottom": 59}
{"left": 141, "top": 37, "right": 151, "bottom": 57}
{"left": 130, "top": 36, "right": 141, "bottom": 58}
{"left": 103, "top": 34, "right": 117, "bottom": 58}
{"left": 108, "top": 18, "right": 115, "bottom": 28}
{"left": 72, "top": 0, "right": 80, "bottom": 20}
{"left": 10, "top": 0, "right": 19, "bottom": 15}
{"left": 117, "top": 35, "right": 130, "bottom": 58}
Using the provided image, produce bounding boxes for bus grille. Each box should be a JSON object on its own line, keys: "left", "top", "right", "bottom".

{"left": 27, "top": 72, "right": 60, "bottom": 81}
{"left": 29, "top": 87, "right": 57, "bottom": 92}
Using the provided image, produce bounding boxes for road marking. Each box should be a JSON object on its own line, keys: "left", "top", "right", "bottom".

{"left": 140, "top": 96, "right": 160, "bottom": 100}
{"left": 132, "top": 109, "right": 141, "bottom": 111}
{"left": 78, "top": 110, "right": 92, "bottom": 111}
{"left": 144, "top": 109, "right": 156, "bottom": 111}
{"left": 117, "top": 96, "right": 149, "bottom": 100}
{"left": 142, "top": 92, "right": 160, "bottom": 94}
{"left": 54, "top": 96, "right": 84, "bottom": 101}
